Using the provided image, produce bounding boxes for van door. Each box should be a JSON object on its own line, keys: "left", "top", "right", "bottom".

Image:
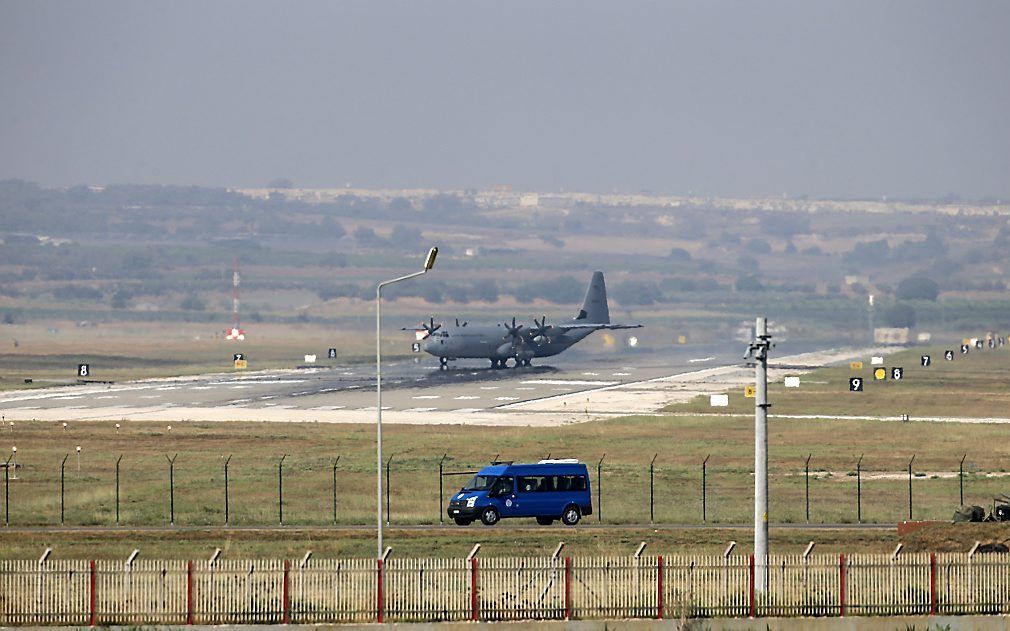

{"left": 491, "top": 476, "right": 521, "bottom": 518}
{"left": 516, "top": 474, "right": 553, "bottom": 517}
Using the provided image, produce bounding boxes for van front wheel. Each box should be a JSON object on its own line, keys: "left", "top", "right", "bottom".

{"left": 561, "top": 505, "right": 581, "bottom": 526}
{"left": 480, "top": 507, "right": 500, "bottom": 526}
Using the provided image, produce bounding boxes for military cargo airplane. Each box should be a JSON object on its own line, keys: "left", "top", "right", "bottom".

{"left": 408, "top": 271, "right": 641, "bottom": 369}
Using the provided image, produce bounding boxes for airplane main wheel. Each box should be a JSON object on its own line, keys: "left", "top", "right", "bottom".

{"left": 439, "top": 357, "right": 448, "bottom": 370}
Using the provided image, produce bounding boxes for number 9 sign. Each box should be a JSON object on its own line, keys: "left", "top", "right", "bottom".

{"left": 849, "top": 377, "right": 863, "bottom": 392}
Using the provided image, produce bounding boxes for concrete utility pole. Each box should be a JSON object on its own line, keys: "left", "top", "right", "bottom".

{"left": 745, "top": 316, "right": 773, "bottom": 593}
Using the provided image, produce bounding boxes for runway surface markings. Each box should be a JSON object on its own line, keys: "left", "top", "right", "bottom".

{"left": 612, "top": 372, "right": 631, "bottom": 376}
{"left": 479, "top": 386, "right": 500, "bottom": 390}
{"left": 356, "top": 406, "right": 392, "bottom": 411}
{"left": 689, "top": 357, "right": 715, "bottom": 363}
{"left": 404, "top": 407, "right": 437, "bottom": 412}
{"left": 412, "top": 395, "right": 440, "bottom": 400}
{"left": 453, "top": 408, "right": 483, "bottom": 413}
{"left": 156, "top": 386, "right": 179, "bottom": 391}
{"left": 453, "top": 395, "right": 480, "bottom": 400}
{"left": 517, "top": 387, "right": 535, "bottom": 390}
{"left": 522, "top": 379, "right": 617, "bottom": 386}
{"left": 495, "top": 396, "right": 519, "bottom": 401}
{"left": 95, "top": 395, "right": 118, "bottom": 400}
{"left": 309, "top": 405, "right": 345, "bottom": 410}
{"left": 138, "top": 395, "right": 161, "bottom": 399}
{"left": 52, "top": 396, "right": 82, "bottom": 400}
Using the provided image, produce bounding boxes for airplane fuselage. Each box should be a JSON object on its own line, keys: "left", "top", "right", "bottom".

{"left": 422, "top": 324, "right": 593, "bottom": 361}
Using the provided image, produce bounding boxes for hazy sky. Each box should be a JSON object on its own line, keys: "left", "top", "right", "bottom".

{"left": 2, "top": 1, "right": 1008, "bottom": 199}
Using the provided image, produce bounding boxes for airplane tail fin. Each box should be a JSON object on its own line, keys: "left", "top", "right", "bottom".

{"left": 573, "top": 271, "right": 610, "bottom": 324}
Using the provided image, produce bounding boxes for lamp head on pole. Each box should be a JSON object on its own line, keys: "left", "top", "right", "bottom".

{"left": 423, "top": 247, "right": 438, "bottom": 271}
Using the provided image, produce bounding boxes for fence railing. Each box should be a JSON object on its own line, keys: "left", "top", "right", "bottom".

{"left": 1, "top": 553, "right": 1008, "bottom": 624}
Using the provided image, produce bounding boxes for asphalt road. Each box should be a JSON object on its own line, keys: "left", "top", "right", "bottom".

{"left": 0, "top": 343, "right": 750, "bottom": 420}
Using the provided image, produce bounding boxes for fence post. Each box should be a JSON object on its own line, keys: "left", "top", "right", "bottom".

{"left": 649, "top": 453, "right": 657, "bottom": 524}
{"left": 470, "top": 557, "right": 478, "bottom": 621}
{"left": 376, "top": 558, "right": 384, "bottom": 623}
{"left": 929, "top": 552, "right": 937, "bottom": 615}
{"left": 805, "top": 453, "right": 811, "bottom": 523}
{"left": 282, "top": 559, "right": 290, "bottom": 624}
{"left": 89, "top": 559, "right": 97, "bottom": 626}
{"left": 597, "top": 454, "right": 605, "bottom": 522}
{"left": 908, "top": 454, "right": 915, "bottom": 520}
{"left": 856, "top": 454, "right": 863, "bottom": 523}
{"left": 839, "top": 553, "right": 846, "bottom": 617}
{"left": 959, "top": 453, "right": 966, "bottom": 507}
{"left": 386, "top": 454, "right": 393, "bottom": 526}
{"left": 278, "top": 455, "right": 287, "bottom": 525}
{"left": 439, "top": 453, "right": 447, "bottom": 525}
{"left": 657, "top": 555, "right": 664, "bottom": 619}
{"left": 564, "top": 556, "right": 572, "bottom": 620}
{"left": 4, "top": 453, "right": 10, "bottom": 526}
{"left": 224, "top": 455, "right": 231, "bottom": 525}
{"left": 748, "top": 554, "right": 755, "bottom": 618}
{"left": 61, "top": 454, "right": 69, "bottom": 525}
{"left": 115, "top": 455, "right": 123, "bottom": 526}
{"left": 702, "top": 455, "right": 710, "bottom": 522}
{"left": 166, "top": 454, "right": 177, "bottom": 526}
{"left": 332, "top": 456, "right": 340, "bottom": 525}
{"left": 186, "top": 560, "right": 194, "bottom": 625}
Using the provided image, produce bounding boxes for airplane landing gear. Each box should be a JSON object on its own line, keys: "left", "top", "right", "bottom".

{"left": 439, "top": 357, "right": 449, "bottom": 370}
{"left": 490, "top": 358, "right": 506, "bottom": 369}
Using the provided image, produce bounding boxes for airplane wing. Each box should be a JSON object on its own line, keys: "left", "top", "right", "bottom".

{"left": 558, "top": 323, "right": 643, "bottom": 331}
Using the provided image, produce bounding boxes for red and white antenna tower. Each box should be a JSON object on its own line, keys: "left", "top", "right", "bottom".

{"left": 225, "top": 258, "right": 246, "bottom": 340}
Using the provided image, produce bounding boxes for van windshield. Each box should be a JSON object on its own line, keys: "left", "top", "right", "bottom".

{"left": 462, "top": 475, "right": 497, "bottom": 491}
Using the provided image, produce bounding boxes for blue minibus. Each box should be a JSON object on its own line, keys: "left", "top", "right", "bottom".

{"left": 447, "top": 460, "right": 593, "bottom": 526}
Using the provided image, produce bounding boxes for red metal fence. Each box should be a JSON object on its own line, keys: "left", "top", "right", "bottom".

{"left": 1, "top": 553, "right": 1008, "bottom": 624}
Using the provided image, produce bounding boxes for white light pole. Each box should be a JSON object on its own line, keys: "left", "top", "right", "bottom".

{"left": 10, "top": 446, "right": 16, "bottom": 481}
{"left": 76, "top": 445, "right": 81, "bottom": 473}
{"left": 376, "top": 247, "right": 438, "bottom": 559}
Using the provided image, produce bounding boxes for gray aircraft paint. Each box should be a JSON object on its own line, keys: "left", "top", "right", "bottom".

{"left": 416, "top": 272, "right": 640, "bottom": 368}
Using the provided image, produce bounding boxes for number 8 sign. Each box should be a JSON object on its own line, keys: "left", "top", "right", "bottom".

{"left": 77, "top": 364, "right": 90, "bottom": 378}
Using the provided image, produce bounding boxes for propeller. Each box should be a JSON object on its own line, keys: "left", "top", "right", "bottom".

{"left": 455, "top": 318, "right": 468, "bottom": 327}
{"left": 502, "top": 316, "right": 524, "bottom": 342}
{"left": 530, "top": 315, "right": 552, "bottom": 345}
{"left": 420, "top": 317, "right": 441, "bottom": 339}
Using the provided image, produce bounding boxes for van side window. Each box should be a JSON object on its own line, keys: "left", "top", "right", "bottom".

{"left": 518, "top": 476, "right": 550, "bottom": 493}
{"left": 518, "top": 474, "right": 586, "bottom": 493}
{"left": 493, "top": 476, "right": 513, "bottom": 495}
{"left": 558, "top": 475, "right": 586, "bottom": 491}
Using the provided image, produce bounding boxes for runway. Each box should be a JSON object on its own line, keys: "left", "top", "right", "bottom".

{"left": 0, "top": 344, "right": 879, "bottom": 426}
